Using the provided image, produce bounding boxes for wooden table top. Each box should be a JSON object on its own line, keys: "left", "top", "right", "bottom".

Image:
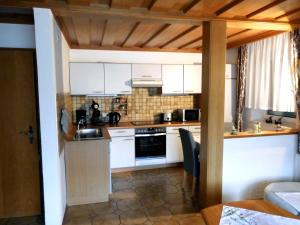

{"left": 201, "top": 200, "right": 299, "bottom": 225}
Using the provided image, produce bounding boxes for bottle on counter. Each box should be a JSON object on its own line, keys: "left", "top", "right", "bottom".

{"left": 253, "top": 121, "right": 262, "bottom": 134}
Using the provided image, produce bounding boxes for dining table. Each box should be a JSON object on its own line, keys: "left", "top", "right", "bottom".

{"left": 201, "top": 199, "right": 299, "bottom": 225}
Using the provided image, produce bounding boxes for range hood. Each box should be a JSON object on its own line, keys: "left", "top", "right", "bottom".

{"left": 132, "top": 79, "right": 163, "bottom": 87}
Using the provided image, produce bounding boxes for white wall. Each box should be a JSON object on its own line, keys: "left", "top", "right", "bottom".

{"left": 70, "top": 48, "right": 237, "bottom": 65}
{"left": 0, "top": 23, "right": 35, "bottom": 48}
{"left": 34, "top": 8, "right": 68, "bottom": 225}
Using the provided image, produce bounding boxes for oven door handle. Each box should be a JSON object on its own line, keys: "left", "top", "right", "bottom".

{"left": 135, "top": 133, "right": 166, "bottom": 137}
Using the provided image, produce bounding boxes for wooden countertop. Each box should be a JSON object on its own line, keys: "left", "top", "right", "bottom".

{"left": 201, "top": 200, "right": 299, "bottom": 225}
{"left": 224, "top": 127, "right": 299, "bottom": 139}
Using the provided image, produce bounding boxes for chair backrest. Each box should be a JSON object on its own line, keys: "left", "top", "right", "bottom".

{"left": 179, "top": 128, "right": 199, "bottom": 176}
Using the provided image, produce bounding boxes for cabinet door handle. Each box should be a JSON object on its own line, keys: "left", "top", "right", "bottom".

{"left": 115, "top": 131, "right": 126, "bottom": 133}
{"left": 122, "top": 138, "right": 134, "bottom": 141}
{"left": 172, "top": 90, "right": 181, "bottom": 93}
{"left": 185, "top": 90, "right": 194, "bottom": 93}
{"left": 92, "top": 91, "right": 104, "bottom": 93}
{"left": 142, "top": 75, "right": 152, "bottom": 78}
{"left": 121, "top": 91, "right": 130, "bottom": 93}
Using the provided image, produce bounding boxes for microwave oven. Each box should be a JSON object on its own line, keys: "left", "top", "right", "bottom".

{"left": 177, "top": 109, "right": 201, "bottom": 122}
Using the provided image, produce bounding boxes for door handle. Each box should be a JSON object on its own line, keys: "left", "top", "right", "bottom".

{"left": 19, "top": 126, "right": 34, "bottom": 144}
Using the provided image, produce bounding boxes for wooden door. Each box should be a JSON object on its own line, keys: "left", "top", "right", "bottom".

{"left": 0, "top": 49, "right": 41, "bottom": 218}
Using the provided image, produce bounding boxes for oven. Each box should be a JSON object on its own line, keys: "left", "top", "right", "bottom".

{"left": 135, "top": 127, "right": 166, "bottom": 159}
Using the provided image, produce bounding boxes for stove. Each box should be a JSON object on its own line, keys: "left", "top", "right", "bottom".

{"left": 131, "top": 121, "right": 161, "bottom": 126}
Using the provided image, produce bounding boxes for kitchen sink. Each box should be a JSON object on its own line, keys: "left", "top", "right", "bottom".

{"left": 74, "top": 128, "right": 103, "bottom": 140}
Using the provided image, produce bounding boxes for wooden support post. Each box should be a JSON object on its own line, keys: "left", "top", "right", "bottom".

{"left": 200, "top": 20, "right": 227, "bottom": 208}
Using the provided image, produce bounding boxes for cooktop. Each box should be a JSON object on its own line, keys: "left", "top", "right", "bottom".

{"left": 131, "top": 121, "right": 161, "bottom": 126}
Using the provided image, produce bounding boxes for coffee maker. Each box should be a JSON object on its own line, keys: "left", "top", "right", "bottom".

{"left": 91, "top": 100, "right": 103, "bottom": 125}
{"left": 76, "top": 109, "right": 87, "bottom": 126}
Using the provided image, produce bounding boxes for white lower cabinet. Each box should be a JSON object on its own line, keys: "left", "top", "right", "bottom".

{"left": 166, "top": 126, "right": 186, "bottom": 163}
{"left": 110, "top": 136, "right": 135, "bottom": 169}
{"left": 108, "top": 128, "right": 135, "bottom": 169}
{"left": 166, "top": 134, "right": 183, "bottom": 163}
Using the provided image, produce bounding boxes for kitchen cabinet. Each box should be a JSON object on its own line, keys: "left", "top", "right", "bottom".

{"left": 108, "top": 128, "right": 135, "bottom": 169}
{"left": 184, "top": 65, "right": 202, "bottom": 94}
{"left": 162, "top": 65, "right": 184, "bottom": 94}
{"left": 70, "top": 62, "right": 105, "bottom": 95}
{"left": 104, "top": 63, "right": 132, "bottom": 95}
{"left": 132, "top": 64, "right": 161, "bottom": 80}
{"left": 189, "top": 125, "right": 201, "bottom": 142}
{"left": 65, "top": 139, "right": 110, "bottom": 205}
{"left": 166, "top": 126, "right": 185, "bottom": 163}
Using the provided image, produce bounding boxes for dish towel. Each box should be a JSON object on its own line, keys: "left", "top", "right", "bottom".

{"left": 219, "top": 205, "right": 300, "bottom": 225}
{"left": 61, "top": 109, "right": 69, "bottom": 134}
{"left": 276, "top": 192, "right": 300, "bottom": 213}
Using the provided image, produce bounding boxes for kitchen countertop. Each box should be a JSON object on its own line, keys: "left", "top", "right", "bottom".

{"left": 65, "top": 120, "right": 299, "bottom": 141}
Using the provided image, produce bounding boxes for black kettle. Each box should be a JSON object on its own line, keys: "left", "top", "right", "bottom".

{"left": 108, "top": 112, "right": 121, "bottom": 125}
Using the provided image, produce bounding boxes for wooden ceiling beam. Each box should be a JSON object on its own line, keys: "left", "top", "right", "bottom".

{"left": 70, "top": 44, "right": 200, "bottom": 52}
{"left": 147, "top": 0, "right": 157, "bottom": 10}
{"left": 275, "top": 7, "right": 300, "bottom": 20}
{"left": 56, "top": 6, "right": 300, "bottom": 31}
{"left": 181, "top": 0, "right": 201, "bottom": 14}
{"left": 214, "top": 0, "right": 245, "bottom": 16}
{"left": 1, "top": 1, "right": 299, "bottom": 31}
{"left": 246, "top": 0, "right": 286, "bottom": 18}
{"left": 178, "top": 36, "right": 202, "bottom": 49}
{"left": 159, "top": 25, "right": 199, "bottom": 48}
{"left": 227, "top": 30, "right": 283, "bottom": 48}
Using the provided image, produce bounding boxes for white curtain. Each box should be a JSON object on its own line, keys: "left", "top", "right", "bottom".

{"left": 245, "top": 32, "right": 296, "bottom": 112}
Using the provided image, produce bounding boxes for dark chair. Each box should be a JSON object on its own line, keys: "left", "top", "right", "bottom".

{"left": 179, "top": 128, "right": 200, "bottom": 197}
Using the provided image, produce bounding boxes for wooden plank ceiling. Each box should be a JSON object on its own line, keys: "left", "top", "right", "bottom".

{"left": 1, "top": 0, "right": 300, "bottom": 52}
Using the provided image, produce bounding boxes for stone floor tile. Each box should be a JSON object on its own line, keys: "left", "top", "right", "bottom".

{"left": 117, "top": 199, "right": 143, "bottom": 212}
{"left": 119, "top": 209, "right": 148, "bottom": 225}
{"left": 90, "top": 201, "right": 117, "bottom": 216}
{"left": 63, "top": 216, "right": 92, "bottom": 225}
{"left": 145, "top": 206, "right": 172, "bottom": 222}
{"left": 151, "top": 220, "right": 179, "bottom": 225}
{"left": 92, "top": 213, "right": 120, "bottom": 225}
{"left": 178, "top": 215, "right": 206, "bottom": 225}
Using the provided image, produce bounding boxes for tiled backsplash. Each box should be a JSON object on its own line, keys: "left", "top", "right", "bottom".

{"left": 72, "top": 88, "right": 200, "bottom": 123}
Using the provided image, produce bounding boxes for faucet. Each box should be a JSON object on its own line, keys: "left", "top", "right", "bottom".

{"left": 77, "top": 118, "right": 86, "bottom": 130}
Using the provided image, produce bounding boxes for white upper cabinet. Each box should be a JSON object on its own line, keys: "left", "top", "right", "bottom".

{"left": 70, "top": 63, "right": 105, "bottom": 95}
{"left": 132, "top": 64, "right": 161, "bottom": 79}
{"left": 104, "top": 63, "right": 132, "bottom": 95}
{"left": 162, "top": 65, "right": 184, "bottom": 94}
{"left": 183, "top": 65, "right": 202, "bottom": 94}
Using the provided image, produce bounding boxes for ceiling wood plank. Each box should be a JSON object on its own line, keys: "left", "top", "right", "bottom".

{"left": 248, "top": 0, "right": 300, "bottom": 20}
{"left": 101, "top": 20, "right": 136, "bottom": 46}
{"left": 163, "top": 26, "right": 202, "bottom": 48}
{"left": 72, "top": 16, "right": 91, "bottom": 45}
{"left": 159, "top": 25, "right": 198, "bottom": 48}
{"left": 181, "top": 0, "right": 201, "bottom": 14}
{"left": 144, "top": 24, "right": 192, "bottom": 47}
{"left": 123, "top": 22, "right": 165, "bottom": 47}
{"left": 276, "top": 7, "right": 300, "bottom": 20}
{"left": 178, "top": 36, "right": 202, "bottom": 49}
{"left": 60, "top": 16, "right": 79, "bottom": 45}
{"left": 214, "top": 0, "right": 245, "bottom": 16}
{"left": 140, "top": 24, "right": 170, "bottom": 47}
{"left": 121, "top": 21, "right": 140, "bottom": 47}
{"left": 90, "top": 18, "right": 106, "bottom": 46}
{"left": 246, "top": 0, "right": 286, "bottom": 18}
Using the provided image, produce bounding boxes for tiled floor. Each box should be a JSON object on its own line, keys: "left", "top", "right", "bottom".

{"left": 63, "top": 166, "right": 205, "bottom": 225}
{"left": 0, "top": 216, "right": 42, "bottom": 225}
